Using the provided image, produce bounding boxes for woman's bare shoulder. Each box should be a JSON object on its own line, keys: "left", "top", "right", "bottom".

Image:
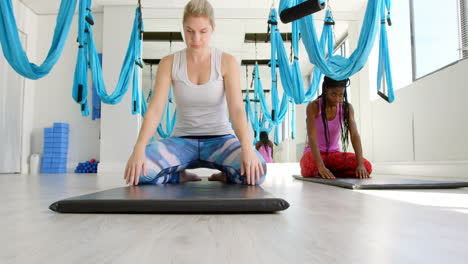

{"left": 306, "top": 99, "right": 319, "bottom": 117}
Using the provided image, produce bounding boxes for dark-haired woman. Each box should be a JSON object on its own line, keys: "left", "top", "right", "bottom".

{"left": 300, "top": 76, "right": 372, "bottom": 179}
{"left": 255, "top": 131, "right": 274, "bottom": 163}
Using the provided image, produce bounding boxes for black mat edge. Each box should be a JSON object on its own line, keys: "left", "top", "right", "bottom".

{"left": 49, "top": 198, "right": 290, "bottom": 213}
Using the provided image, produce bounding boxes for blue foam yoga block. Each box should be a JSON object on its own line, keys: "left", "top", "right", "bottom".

{"left": 52, "top": 142, "right": 68, "bottom": 148}
{"left": 52, "top": 147, "right": 68, "bottom": 154}
{"left": 44, "top": 127, "right": 54, "bottom": 135}
{"left": 53, "top": 122, "right": 69, "bottom": 128}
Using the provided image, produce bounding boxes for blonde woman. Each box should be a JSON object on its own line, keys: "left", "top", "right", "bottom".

{"left": 124, "top": 0, "right": 266, "bottom": 186}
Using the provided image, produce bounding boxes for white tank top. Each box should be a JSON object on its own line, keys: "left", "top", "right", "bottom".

{"left": 171, "top": 47, "right": 234, "bottom": 137}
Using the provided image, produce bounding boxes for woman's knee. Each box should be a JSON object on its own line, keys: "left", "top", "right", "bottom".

{"left": 300, "top": 152, "right": 318, "bottom": 177}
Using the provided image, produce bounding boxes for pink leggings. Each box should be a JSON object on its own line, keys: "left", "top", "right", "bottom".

{"left": 300, "top": 151, "right": 372, "bottom": 178}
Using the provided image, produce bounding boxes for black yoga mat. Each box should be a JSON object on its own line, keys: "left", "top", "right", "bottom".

{"left": 49, "top": 181, "right": 289, "bottom": 213}
{"left": 293, "top": 175, "right": 468, "bottom": 190}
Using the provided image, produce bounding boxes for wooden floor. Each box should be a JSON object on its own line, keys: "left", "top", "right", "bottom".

{"left": 2, "top": 163, "right": 468, "bottom": 264}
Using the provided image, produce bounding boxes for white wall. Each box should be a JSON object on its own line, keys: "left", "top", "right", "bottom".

{"left": 98, "top": 6, "right": 141, "bottom": 173}
{"left": 365, "top": 59, "right": 468, "bottom": 177}
{"left": 0, "top": 26, "right": 26, "bottom": 173}
{"left": 6, "top": 0, "right": 39, "bottom": 174}
{"left": 344, "top": 2, "right": 468, "bottom": 178}
{"left": 31, "top": 12, "right": 103, "bottom": 172}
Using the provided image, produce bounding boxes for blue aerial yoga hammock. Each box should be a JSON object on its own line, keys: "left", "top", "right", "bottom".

{"left": 244, "top": 66, "right": 295, "bottom": 144}
{"left": 268, "top": 7, "right": 335, "bottom": 104}
{"left": 0, "top": 0, "right": 77, "bottom": 79}
{"left": 282, "top": 0, "right": 380, "bottom": 78}
{"left": 278, "top": 0, "right": 394, "bottom": 102}
{"left": 251, "top": 63, "right": 290, "bottom": 145}
{"left": 290, "top": 97, "right": 296, "bottom": 139}
{"left": 244, "top": 79, "right": 274, "bottom": 144}
{"left": 141, "top": 65, "right": 178, "bottom": 139}
{"left": 377, "top": 0, "right": 394, "bottom": 102}
{"left": 141, "top": 84, "right": 178, "bottom": 139}
{"left": 244, "top": 65, "right": 270, "bottom": 143}
{"left": 72, "top": 0, "right": 144, "bottom": 116}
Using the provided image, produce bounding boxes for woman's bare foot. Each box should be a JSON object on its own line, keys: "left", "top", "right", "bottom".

{"left": 179, "top": 170, "right": 202, "bottom": 183}
{"left": 208, "top": 172, "right": 227, "bottom": 183}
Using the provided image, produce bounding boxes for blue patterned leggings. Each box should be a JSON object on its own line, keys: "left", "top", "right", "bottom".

{"left": 139, "top": 135, "right": 267, "bottom": 185}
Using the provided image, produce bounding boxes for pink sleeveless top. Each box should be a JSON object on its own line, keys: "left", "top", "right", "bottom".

{"left": 258, "top": 145, "right": 273, "bottom": 163}
{"left": 305, "top": 98, "right": 342, "bottom": 153}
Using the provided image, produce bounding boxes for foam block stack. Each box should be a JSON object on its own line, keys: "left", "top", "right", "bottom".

{"left": 41, "top": 122, "right": 69, "bottom": 173}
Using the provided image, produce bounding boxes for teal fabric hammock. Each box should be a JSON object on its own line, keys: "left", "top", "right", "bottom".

{"left": 244, "top": 81, "right": 295, "bottom": 145}
{"left": 268, "top": 8, "right": 334, "bottom": 104}
{"left": 141, "top": 85, "right": 177, "bottom": 139}
{"left": 290, "top": 96, "right": 296, "bottom": 139}
{"left": 0, "top": 0, "right": 77, "bottom": 79}
{"left": 244, "top": 66, "right": 264, "bottom": 142}
{"left": 244, "top": 85, "right": 273, "bottom": 144}
{"left": 377, "top": 0, "right": 394, "bottom": 102}
{"left": 279, "top": 0, "right": 394, "bottom": 102}
{"left": 72, "top": 0, "right": 144, "bottom": 116}
{"left": 245, "top": 63, "right": 292, "bottom": 145}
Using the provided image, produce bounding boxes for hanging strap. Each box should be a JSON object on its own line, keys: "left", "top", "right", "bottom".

{"left": 156, "top": 87, "right": 178, "bottom": 138}
{"left": 377, "top": 0, "right": 394, "bottom": 102}
{"left": 268, "top": 7, "right": 328, "bottom": 104}
{"left": 244, "top": 66, "right": 274, "bottom": 144}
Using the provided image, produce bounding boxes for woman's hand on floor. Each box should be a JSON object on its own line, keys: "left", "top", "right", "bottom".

{"left": 355, "top": 164, "right": 370, "bottom": 179}
{"left": 318, "top": 165, "right": 336, "bottom": 179}
{"left": 241, "top": 148, "right": 264, "bottom": 185}
{"left": 124, "top": 149, "right": 147, "bottom": 185}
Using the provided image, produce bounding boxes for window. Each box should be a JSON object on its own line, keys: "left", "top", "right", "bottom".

{"left": 369, "top": 0, "right": 462, "bottom": 100}
{"left": 411, "top": 0, "right": 462, "bottom": 79}
{"left": 387, "top": 0, "right": 413, "bottom": 90}
{"left": 461, "top": 0, "right": 468, "bottom": 58}
{"left": 334, "top": 38, "right": 349, "bottom": 58}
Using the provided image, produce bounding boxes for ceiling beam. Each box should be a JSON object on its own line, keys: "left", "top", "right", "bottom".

{"left": 244, "top": 33, "right": 293, "bottom": 43}
{"left": 143, "top": 32, "right": 183, "bottom": 42}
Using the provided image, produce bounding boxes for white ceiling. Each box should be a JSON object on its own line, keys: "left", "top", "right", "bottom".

{"left": 18, "top": 0, "right": 366, "bottom": 16}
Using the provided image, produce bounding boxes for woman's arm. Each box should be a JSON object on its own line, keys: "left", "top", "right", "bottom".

{"left": 223, "top": 54, "right": 250, "bottom": 148}
{"left": 306, "top": 101, "right": 335, "bottom": 179}
{"left": 223, "top": 53, "right": 264, "bottom": 185}
{"left": 348, "top": 104, "right": 369, "bottom": 178}
{"left": 132, "top": 55, "right": 173, "bottom": 151}
{"left": 124, "top": 55, "right": 173, "bottom": 185}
